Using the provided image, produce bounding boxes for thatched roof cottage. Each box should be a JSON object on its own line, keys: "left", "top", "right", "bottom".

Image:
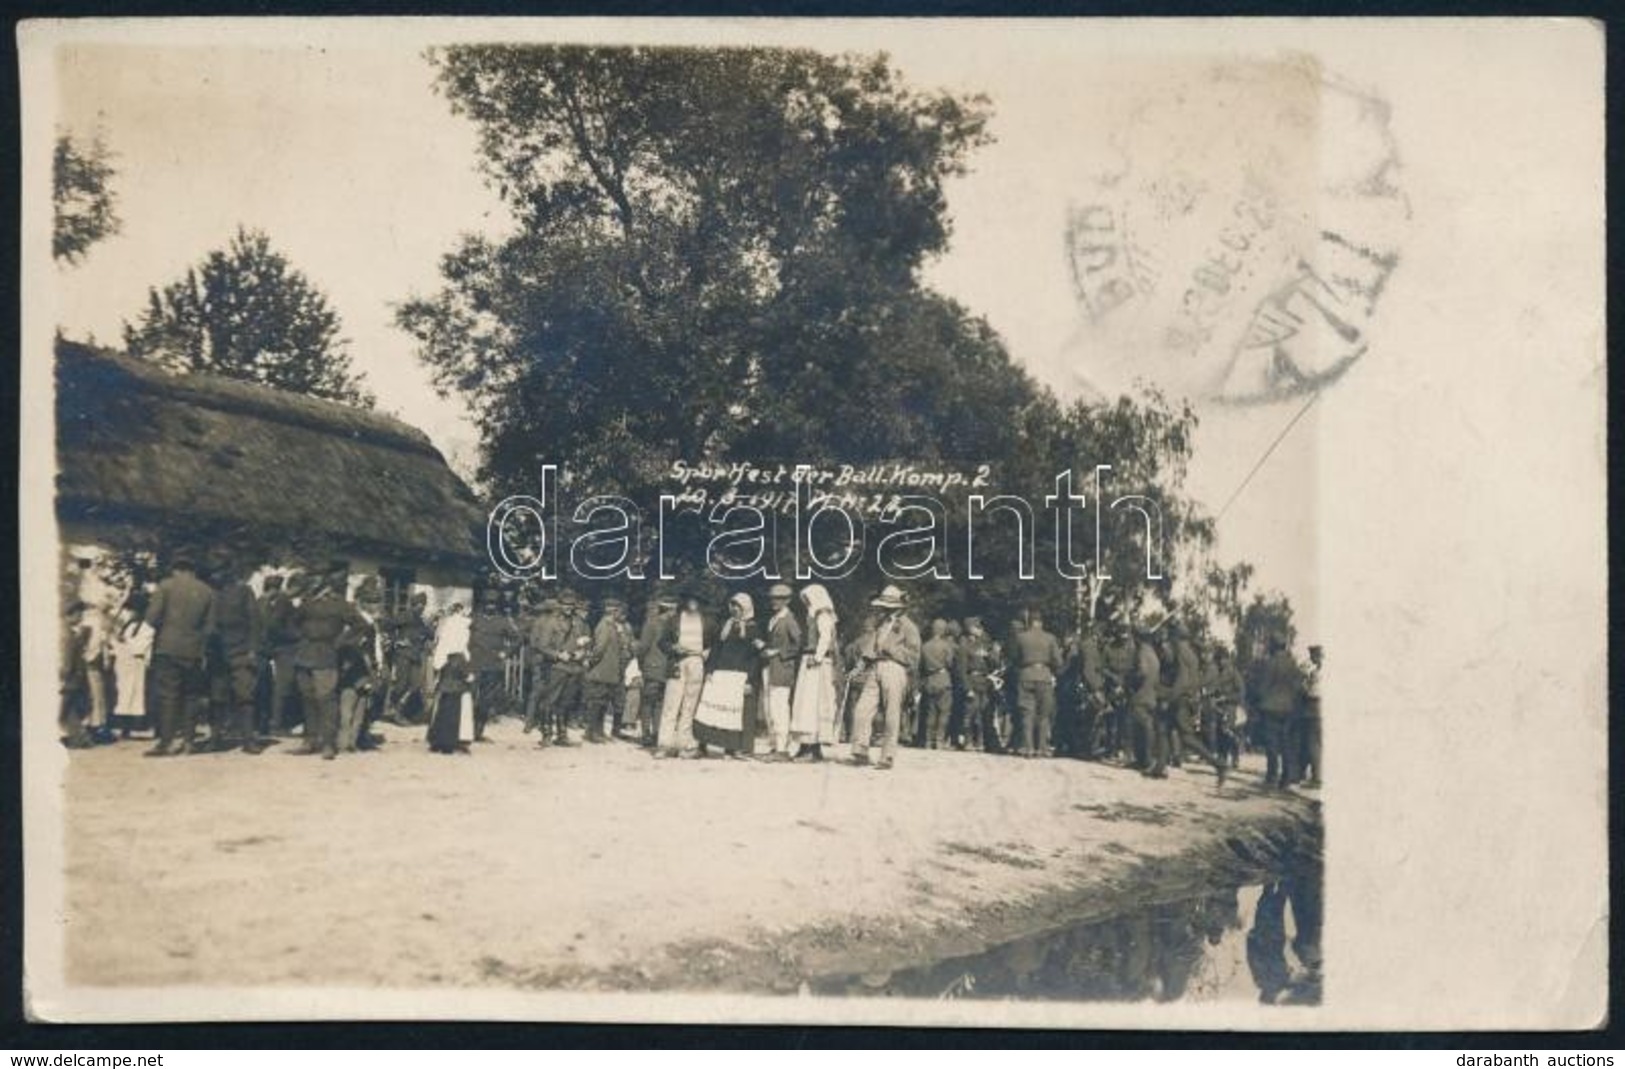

{"left": 55, "top": 338, "right": 485, "bottom": 610}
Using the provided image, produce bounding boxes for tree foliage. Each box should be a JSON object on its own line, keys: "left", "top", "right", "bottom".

{"left": 53, "top": 131, "right": 121, "bottom": 265}
{"left": 404, "top": 45, "right": 1281, "bottom": 638}
{"left": 400, "top": 45, "right": 999, "bottom": 495}
{"left": 123, "top": 227, "right": 374, "bottom": 408}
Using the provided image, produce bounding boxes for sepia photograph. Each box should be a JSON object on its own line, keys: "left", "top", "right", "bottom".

{"left": 16, "top": 17, "right": 1606, "bottom": 1032}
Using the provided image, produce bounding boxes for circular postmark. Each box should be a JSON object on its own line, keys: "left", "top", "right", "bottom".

{"left": 1062, "top": 57, "right": 1410, "bottom": 406}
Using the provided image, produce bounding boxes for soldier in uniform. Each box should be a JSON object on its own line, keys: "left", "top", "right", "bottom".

{"left": 291, "top": 566, "right": 366, "bottom": 760}
{"left": 635, "top": 591, "right": 677, "bottom": 748}
{"left": 840, "top": 613, "right": 877, "bottom": 744}
{"left": 955, "top": 616, "right": 1000, "bottom": 752}
{"left": 336, "top": 578, "right": 382, "bottom": 752}
{"left": 209, "top": 561, "right": 265, "bottom": 754}
{"left": 1009, "top": 606, "right": 1064, "bottom": 758}
{"left": 581, "top": 596, "right": 632, "bottom": 744}
{"left": 384, "top": 591, "right": 432, "bottom": 724}
{"left": 59, "top": 600, "right": 93, "bottom": 749}
{"left": 467, "top": 589, "right": 511, "bottom": 741}
{"left": 1298, "top": 644, "right": 1323, "bottom": 788}
{"left": 1209, "top": 646, "right": 1245, "bottom": 769}
{"left": 1130, "top": 621, "right": 1164, "bottom": 777}
{"left": 1069, "top": 618, "right": 1108, "bottom": 760}
{"left": 758, "top": 583, "right": 801, "bottom": 760}
{"left": 917, "top": 619, "right": 956, "bottom": 750}
{"left": 259, "top": 575, "right": 295, "bottom": 736}
{"left": 1245, "top": 631, "right": 1304, "bottom": 789}
{"left": 1101, "top": 619, "right": 1138, "bottom": 764}
{"left": 530, "top": 592, "right": 589, "bottom": 746}
{"left": 1162, "top": 620, "right": 1227, "bottom": 784}
{"left": 522, "top": 595, "right": 562, "bottom": 741}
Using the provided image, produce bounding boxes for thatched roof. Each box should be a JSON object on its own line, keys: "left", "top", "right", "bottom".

{"left": 55, "top": 338, "right": 485, "bottom": 568}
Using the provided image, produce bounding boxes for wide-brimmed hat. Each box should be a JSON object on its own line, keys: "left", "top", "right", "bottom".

{"left": 870, "top": 584, "right": 907, "bottom": 609}
{"left": 767, "top": 583, "right": 794, "bottom": 600}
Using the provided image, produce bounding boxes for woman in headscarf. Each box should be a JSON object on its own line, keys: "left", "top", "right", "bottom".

{"left": 426, "top": 600, "right": 474, "bottom": 755}
{"left": 692, "top": 591, "right": 759, "bottom": 758}
{"left": 788, "top": 584, "right": 839, "bottom": 762}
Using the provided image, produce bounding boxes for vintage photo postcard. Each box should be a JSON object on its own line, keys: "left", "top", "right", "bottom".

{"left": 17, "top": 17, "right": 1606, "bottom": 1030}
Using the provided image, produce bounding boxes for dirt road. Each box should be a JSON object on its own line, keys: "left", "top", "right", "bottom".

{"left": 63, "top": 719, "right": 1319, "bottom": 993}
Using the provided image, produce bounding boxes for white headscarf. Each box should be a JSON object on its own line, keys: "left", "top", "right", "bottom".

{"left": 722, "top": 591, "right": 755, "bottom": 640}
{"left": 800, "top": 584, "right": 837, "bottom": 659}
{"left": 432, "top": 603, "right": 470, "bottom": 669}
{"left": 800, "top": 584, "right": 835, "bottom": 622}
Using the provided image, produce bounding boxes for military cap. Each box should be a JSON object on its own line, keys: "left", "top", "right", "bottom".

{"left": 767, "top": 583, "right": 794, "bottom": 600}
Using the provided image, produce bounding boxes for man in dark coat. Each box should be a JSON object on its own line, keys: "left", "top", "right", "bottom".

{"left": 209, "top": 562, "right": 265, "bottom": 754}
{"left": 635, "top": 592, "right": 677, "bottom": 749}
{"left": 260, "top": 573, "right": 303, "bottom": 736}
{"left": 758, "top": 583, "right": 801, "bottom": 760}
{"left": 143, "top": 552, "right": 216, "bottom": 756}
{"left": 1246, "top": 631, "right": 1305, "bottom": 788}
{"left": 1297, "top": 644, "right": 1324, "bottom": 788}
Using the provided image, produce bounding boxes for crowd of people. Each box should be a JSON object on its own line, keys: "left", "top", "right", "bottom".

{"left": 58, "top": 555, "right": 1325, "bottom": 789}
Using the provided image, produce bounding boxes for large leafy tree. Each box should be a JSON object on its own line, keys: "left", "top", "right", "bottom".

{"left": 53, "top": 131, "right": 121, "bottom": 265}
{"left": 399, "top": 45, "right": 1002, "bottom": 499}
{"left": 404, "top": 44, "right": 1277, "bottom": 636}
{"left": 124, "top": 227, "right": 373, "bottom": 407}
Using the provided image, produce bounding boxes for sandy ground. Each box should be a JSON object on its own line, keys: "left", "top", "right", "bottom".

{"left": 64, "top": 718, "right": 1319, "bottom": 992}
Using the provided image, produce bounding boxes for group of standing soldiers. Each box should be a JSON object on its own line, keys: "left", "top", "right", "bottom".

{"left": 64, "top": 553, "right": 1325, "bottom": 789}
{"left": 447, "top": 581, "right": 1323, "bottom": 791}
{"left": 61, "top": 553, "right": 451, "bottom": 760}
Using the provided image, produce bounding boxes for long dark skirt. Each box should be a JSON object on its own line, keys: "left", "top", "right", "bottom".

{"left": 427, "top": 691, "right": 468, "bottom": 754}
